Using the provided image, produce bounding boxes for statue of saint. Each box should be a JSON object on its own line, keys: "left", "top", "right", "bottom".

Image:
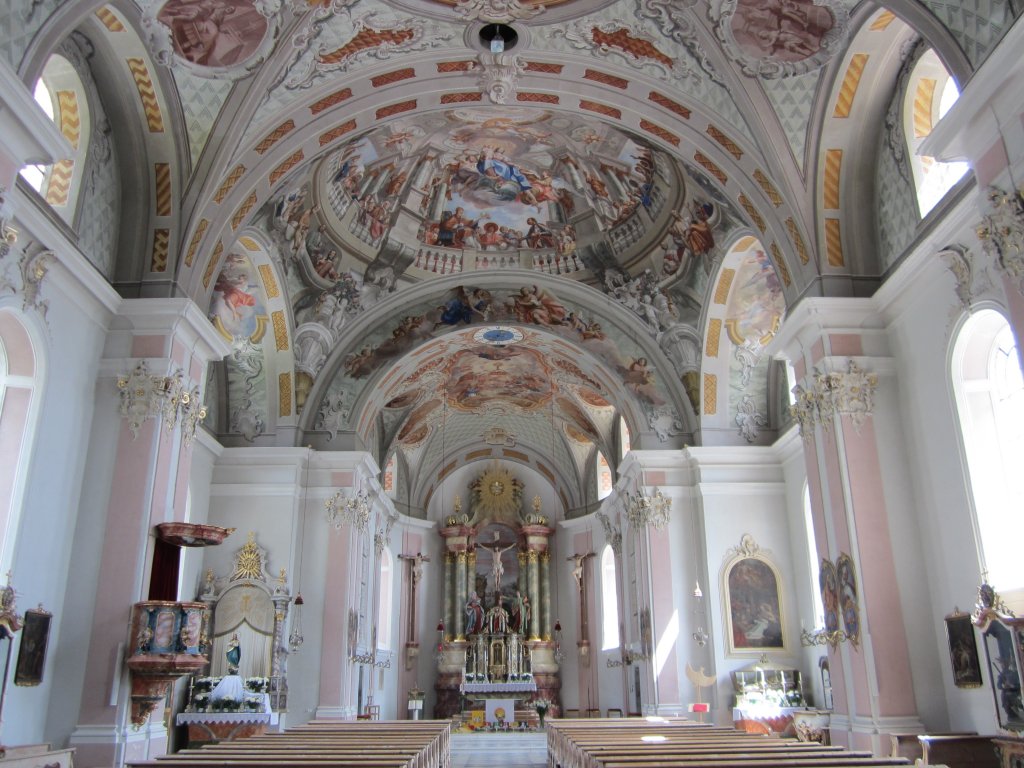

{"left": 226, "top": 632, "right": 241, "bottom": 675}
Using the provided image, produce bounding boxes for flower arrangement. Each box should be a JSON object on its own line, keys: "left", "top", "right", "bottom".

{"left": 188, "top": 676, "right": 271, "bottom": 712}
{"left": 245, "top": 677, "right": 269, "bottom": 693}
{"left": 533, "top": 697, "right": 551, "bottom": 726}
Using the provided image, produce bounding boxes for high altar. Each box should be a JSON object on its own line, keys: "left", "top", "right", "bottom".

{"left": 434, "top": 465, "right": 560, "bottom": 719}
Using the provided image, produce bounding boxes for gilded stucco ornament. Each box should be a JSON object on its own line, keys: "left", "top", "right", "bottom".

{"left": 976, "top": 186, "right": 1024, "bottom": 295}
{"left": 118, "top": 361, "right": 208, "bottom": 443}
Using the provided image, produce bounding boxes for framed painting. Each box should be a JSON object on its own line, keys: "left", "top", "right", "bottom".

{"left": 722, "top": 534, "right": 786, "bottom": 654}
{"left": 944, "top": 610, "right": 982, "bottom": 688}
{"left": 836, "top": 553, "right": 861, "bottom": 648}
{"left": 14, "top": 607, "right": 51, "bottom": 686}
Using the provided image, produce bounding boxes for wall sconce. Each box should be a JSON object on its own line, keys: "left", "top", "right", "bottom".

{"left": 692, "top": 581, "right": 709, "bottom": 647}
{"left": 325, "top": 489, "right": 371, "bottom": 532}
{"left": 288, "top": 593, "right": 304, "bottom": 651}
{"left": 626, "top": 488, "right": 671, "bottom": 530}
{"left": 435, "top": 619, "right": 446, "bottom": 664}
{"left": 553, "top": 619, "right": 564, "bottom": 663}
{"left": 607, "top": 647, "right": 651, "bottom": 668}
{"left": 800, "top": 626, "right": 853, "bottom": 650}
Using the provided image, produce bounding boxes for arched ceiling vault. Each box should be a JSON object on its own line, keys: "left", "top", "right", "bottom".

{"left": 8, "top": 0, "right": 1018, "bottom": 504}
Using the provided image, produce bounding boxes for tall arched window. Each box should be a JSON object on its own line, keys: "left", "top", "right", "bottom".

{"left": 952, "top": 310, "right": 1024, "bottom": 592}
{"left": 803, "top": 484, "right": 825, "bottom": 627}
{"left": 601, "top": 544, "right": 620, "bottom": 650}
{"left": 0, "top": 310, "right": 42, "bottom": 574}
{"left": 904, "top": 49, "right": 968, "bottom": 217}
{"left": 377, "top": 546, "right": 394, "bottom": 650}
{"left": 596, "top": 451, "right": 612, "bottom": 501}
{"left": 619, "top": 416, "right": 631, "bottom": 458}
{"left": 21, "top": 56, "right": 92, "bottom": 224}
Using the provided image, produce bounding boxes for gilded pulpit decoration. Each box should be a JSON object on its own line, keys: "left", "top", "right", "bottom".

{"left": 976, "top": 186, "right": 1024, "bottom": 296}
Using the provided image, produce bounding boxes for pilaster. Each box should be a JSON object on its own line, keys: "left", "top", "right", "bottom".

{"left": 69, "top": 299, "right": 229, "bottom": 766}
{"left": 774, "top": 299, "right": 924, "bottom": 751}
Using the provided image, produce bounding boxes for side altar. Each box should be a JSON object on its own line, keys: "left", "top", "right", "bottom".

{"left": 434, "top": 465, "right": 560, "bottom": 719}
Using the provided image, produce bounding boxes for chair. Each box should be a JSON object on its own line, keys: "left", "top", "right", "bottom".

{"left": 365, "top": 704, "right": 381, "bottom": 720}
{"left": 586, "top": 708, "right": 601, "bottom": 719}
{"left": 565, "top": 708, "right": 579, "bottom": 719}
{"left": 607, "top": 708, "right": 623, "bottom": 718}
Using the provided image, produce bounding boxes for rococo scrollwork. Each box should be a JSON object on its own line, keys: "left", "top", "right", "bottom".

{"left": 789, "top": 359, "right": 878, "bottom": 439}
{"left": 117, "top": 361, "right": 209, "bottom": 443}
{"left": 976, "top": 186, "right": 1024, "bottom": 296}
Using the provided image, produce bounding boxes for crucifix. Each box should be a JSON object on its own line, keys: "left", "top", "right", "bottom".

{"left": 567, "top": 552, "right": 595, "bottom": 639}
{"left": 398, "top": 552, "right": 430, "bottom": 668}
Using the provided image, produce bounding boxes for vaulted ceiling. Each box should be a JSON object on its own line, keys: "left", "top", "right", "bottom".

{"left": 6, "top": 0, "right": 1015, "bottom": 517}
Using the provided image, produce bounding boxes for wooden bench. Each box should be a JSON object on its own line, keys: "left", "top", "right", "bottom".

{"left": 546, "top": 718, "right": 910, "bottom": 768}
{"left": 128, "top": 720, "right": 450, "bottom": 768}
{"left": 919, "top": 735, "right": 1000, "bottom": 768}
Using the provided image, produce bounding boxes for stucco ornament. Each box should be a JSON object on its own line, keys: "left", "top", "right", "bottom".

{"left": 141, "top": 0, "right": 287, "bottom": 81}
{"left": 977, "top": 186, "right": 1024, "bottom": 296}
{"left": 118, "top": 362, "right": 198, "bottom": 439}
{"left": 789, "top": 359, "right": 878, "bottom": 439}
{"left": 552, "top": 21, "right": 700, "bottom": 84}
{"left": 596, "top": 510, "right": 622, "bottom": 554}
{"left": 315, "top": 390, "right": 352, "bottom": 440}
{"left": 0, "top": 244, "right": 51, "bottom": 321}
{"left": 710, "top": 0, "right": 850, "bottom": 78}
{"left": 735, "top": 394, "right": 766, "bottom": 443}
{"left": 471, "top": 53, "right": 527, "bottom": 104}
{"left": 282, "top": 12, "right": 455, "bottom": 90}
{"left": 635, "top": 0, "right": 722, "bottom": 84}
{"left": 454, "top": 0, "right": 545, "bottom": 23}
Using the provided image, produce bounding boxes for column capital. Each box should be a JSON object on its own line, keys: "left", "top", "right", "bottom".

{"left": 791, "top": 359, "right": 880, "bottom": 438}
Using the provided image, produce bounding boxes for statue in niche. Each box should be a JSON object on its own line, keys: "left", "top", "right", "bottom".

{"left": 510, "top": 590, "right": 531, "bottom": 635}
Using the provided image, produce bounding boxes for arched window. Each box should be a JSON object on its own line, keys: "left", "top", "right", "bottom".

{"left": 596, "top": 451, "right": 612, "bottom": 501}
{"left": 619, "top": 416, "right": 631, "bottom": 458}
{"left": 601, "top": 544, "right": 620, "bottom": 650}
{"left": 0, "top": 310, "right": 41, "bottom": 575}
{"left": 952, "top": 310, "right": 1024, "bottom": 592}
{"left": 904, "top": 49, "right": 968, "bottom": 217}
{"left": 803, "top": 484, "right": 825, "bottom": 627}
{"left": 20, "top": 56, "right": 92, "bottom": 226}
{"left": 20, "top": 79, "right": 55, "bottom": 193}
{"left": 377, "top": 546, "right": 394, "bottom": 650}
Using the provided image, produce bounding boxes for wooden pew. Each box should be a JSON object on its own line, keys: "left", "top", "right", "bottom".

{"left": 546, "top": 718, "right": 910, "bottom": 768}
{"left": 919, "top": 734, "right": 1000, "bottom": 768}
{"left": 128, "top": 720, "right": 449, "bottom": 768}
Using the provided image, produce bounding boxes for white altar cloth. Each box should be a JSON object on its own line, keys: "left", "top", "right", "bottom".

{"left": 462, "top": 681, "right": 537, "bottom": 693}
{"left": 177, "top": 711, "right": 279, "bottom": 725}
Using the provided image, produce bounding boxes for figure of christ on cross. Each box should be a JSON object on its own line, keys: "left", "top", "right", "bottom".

{"left": 477, "top": 531, "right": 517, "bottom": 602}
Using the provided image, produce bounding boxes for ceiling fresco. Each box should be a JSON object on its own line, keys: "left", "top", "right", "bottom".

{"left": 6, "top": 0, "right": 1020, "bottom": 514}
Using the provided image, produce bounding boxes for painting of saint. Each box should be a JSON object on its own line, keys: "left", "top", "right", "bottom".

{"left": 726, "top": 557, "right": 784, "bottom": 651}
{"left": 209, "top": 252, "right": 268, "bottom": 342}
{"left": 944, "top": 612, "right": 982, "bottom": 689}
{"left": 819, "top": 558, "right": 839, "bottom": 635}
{"left": 730, "top": 0, "right": 835, "bottom": 63}
{"left": 836, "top": 553, "right": 859, "bottom": 642}
{"left": 157, "top": 0, "right": 268, "bottom": 68}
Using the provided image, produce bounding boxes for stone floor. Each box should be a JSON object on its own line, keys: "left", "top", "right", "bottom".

{"left": 450, "top": 733, "right": 548, "bottom": 768}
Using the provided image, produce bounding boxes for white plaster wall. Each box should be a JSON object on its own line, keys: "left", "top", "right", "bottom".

{"left": 692, "top": 449, "right": 802, "bottom": 727}
{"left": 883, "top": 254, "right": 998, "bottom": 733}
{"left": 1, "top": 249, "right": 115, "bottom": 747}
